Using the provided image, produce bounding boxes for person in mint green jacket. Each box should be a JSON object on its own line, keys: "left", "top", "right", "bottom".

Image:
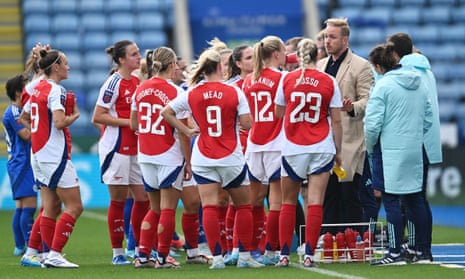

{"left": 365, "top": 43, "right": 433, "bottom": 266}
{"left": 388, "top": 33, "right": 442, "bottom": 263}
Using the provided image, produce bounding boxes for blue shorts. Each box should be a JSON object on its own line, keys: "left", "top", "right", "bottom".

{"left": 8, "top": 166, "right": 38, "bottom": 200}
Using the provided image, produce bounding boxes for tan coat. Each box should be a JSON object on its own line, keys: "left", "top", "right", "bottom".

{"left": 317, "top": 49, "right": 374, "bottom": 182}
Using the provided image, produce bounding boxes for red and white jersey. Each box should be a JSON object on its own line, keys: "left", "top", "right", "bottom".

{"left": 275, "top": 68, "right": 342, "bottom": 156}
{"left": 25, "top": 79, "right": 72, "bottom": 162}
{"left": 168, "top": 81, "right": 249, "bottom": 166}
{"left": 242, "top": 67, "right": 285, "bottom": 152}
{"left": 96, "top": 72, "right": 139, "bottom": 155}
{"left": 22, "top": 75, "right": 45, "bottom": 107}
{"left": 131, "top": 77, "right": 186, "bottom": 165}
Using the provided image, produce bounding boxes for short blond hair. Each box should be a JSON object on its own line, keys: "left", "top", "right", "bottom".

{"left": 324, "top": 18, "right": 350, "bottom": 37}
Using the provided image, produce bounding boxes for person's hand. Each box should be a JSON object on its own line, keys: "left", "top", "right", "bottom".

{"left": 342, "top": 98, "right": 354, "bottom": 112}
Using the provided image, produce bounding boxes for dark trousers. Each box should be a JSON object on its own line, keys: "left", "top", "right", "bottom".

{"left": 322, "top": 173, "right": 363, "bottom": 234}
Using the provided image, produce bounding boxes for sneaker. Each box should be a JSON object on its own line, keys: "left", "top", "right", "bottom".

{"left": 20, "top": 254, "right": 42, "bottom": 267}
{"left": 209, "top": 257, "right": 226, "bottom": 269}
{"left": 198, "top": 242, "right": 212, "bottom": 257}
{"left": 156, "top": 256, "right": 180, "bottom": 269}
{"left": 371, "top": 253, "right": 407, "bottom": 266}
{"left": 400, "top": 243, "right": 416, "bottom": 262}
{"left": 275, "top": 256, "right": 290, "bottom": 267}
{"left": 125, "top": 249, "right": 136, "bottom": 260}
{"left": 186, "top": 254, "right": 213, "bottom": 264}
{"left": 112, "top": 255, "right": 131, "bottom": 265}
{"left": 134, "top": 257, "right": 156, "bottom": 268}
{"left": 303, "top": 256, "right": 317, "bottom": 268}
{"left": 261, "top": 254, "right": 279, "bottom": 265}
{"left": 42, "top": 253, "right": 79, "bottom": 268}
{"left": 171, "top": 238, "right": 184, "bottom": 251}
{"left": 412, "top": 253, "right": 433, "bottom": 264}
{"left": 224, "top": 252, "right": 238, "bottom": 265}
{"left": 14, "top": 247, "right": 26, "bottom": 256}
{"left": 169, "top": 248, "right": 181, "bottom": 258}
{"left": 237, "top": 257, "right": 265, "bottom": 268}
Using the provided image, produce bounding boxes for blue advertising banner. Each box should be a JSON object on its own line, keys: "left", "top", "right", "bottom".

{"left": 0, "top": 155, "right": 109, "bottom": 210}
{"left": 188, "top": 0, "right": 304, "bottom": 55}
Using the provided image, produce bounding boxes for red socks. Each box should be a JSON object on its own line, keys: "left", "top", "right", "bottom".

{"left": 29, "top": 210, "right": 42, "bottom": 250}
{"left": 252, "top": 205, "right": 265, "bottom": 251}
{"left": 202, "top": 205, "right": 221, "bottom": 256}
{"left": 40, "top": 215, "right": 56, "bottom": 251}
{"left": 225, "top": 204, "right": 236, "bottom": 252}
{"left": 234, "top": 205, "right": 253, "bottom": 252}
{"left": 157, "top": 209, "right": 176, "bottom": 257}
{"left": 279, "top": 204, "right": 296, "bottom": 255}
{"left": 108, "top": 200, "right": 125, "bottom": 248}
{"left": 182, "top": 213, "right": 199, "bottom": 249}
{"left": 131, "top": 200, "right": 149, "bottom": 246}
{"left": 266, "top": 209, "right": 280, "bottom": 251}
{"left": 138, "top": 210, "right": 159, "bottom": 256}
{"left": 306, "top": 205, "right": 323, "bottom": 253}
{"left": 218, "top": 205, "right": 228, "bottom": 254}
{"left": 51, "top": 212, "right": 76, "bottom": 253}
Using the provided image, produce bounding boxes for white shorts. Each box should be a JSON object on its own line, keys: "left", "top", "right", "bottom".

{"left": 31, "top": 156, "right": 79, "bottom": 189}
{"left": 139, "top": 162, "right": 184, "bottom": 191}
{"left": 183, "top": 177, "right": 197, "bottom": 188}
{"left": 281, "top": 153, "right": 334, "bottom": 182}
{"left": 192, "top": 165, "right": 249, "bottom": 189}
{"left": 101, "top": 153, "right": 143, "bottom": 185}
{"left": 245, "top": 151, "right": 281, "bottom": 184}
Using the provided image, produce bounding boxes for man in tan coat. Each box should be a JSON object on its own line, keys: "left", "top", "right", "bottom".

{"left": 316, "top": 18, "right": 374, "bottom": 234}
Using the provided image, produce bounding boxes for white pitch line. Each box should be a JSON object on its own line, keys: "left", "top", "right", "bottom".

{"left": 290, "top": 263, "right": 368, "bottom": 279}
{"left": 82, "top": 210, "right": 107, "bottom": 222}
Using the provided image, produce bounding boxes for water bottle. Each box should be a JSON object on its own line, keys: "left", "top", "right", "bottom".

{"left": 333, "top": 165, "right": 347, "bottom": 179}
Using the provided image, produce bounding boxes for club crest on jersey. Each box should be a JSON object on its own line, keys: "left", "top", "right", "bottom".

{"left": 103, "top": 89, "right": 113, "bottom": 103}
{"left": 60, "top": 93, "right": 66, "bottom": 106}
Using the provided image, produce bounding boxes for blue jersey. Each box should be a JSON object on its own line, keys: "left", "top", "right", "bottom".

{"left": 2, "top": 104, "right": 36, "bottom": 198}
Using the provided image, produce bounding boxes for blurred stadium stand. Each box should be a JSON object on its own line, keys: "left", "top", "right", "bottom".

{"left": 14, "top": 0, "right": 465, "bottom": 146}
{"left": 21, "top": 0, "right": 173, "bottom": 138}
{"left": 332, "top": 0, "right": 465, "bottom": 145}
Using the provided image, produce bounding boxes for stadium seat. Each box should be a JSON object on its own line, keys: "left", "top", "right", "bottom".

{"left": 422, "top": 7, "right": 451, "bottom": 25}
{"left": 110, "top": 32, "right": 138, "bottom": 44}
{"left": 439, "top": 81, "right": 465, "bottom": 101}
{"left": 431, "top": 62, "right": 451, "bottom": 82}
{"left": 51, "top": 0, "right": 78, "bottom": 13}
{"left": 24, "top": 33, "right": 53, "bottom": 53}
{"left": 137, "top": 31, "right": 167, "bottom": 52}
{"left": 439, "top": 25, "right": 465, "bottom": 42}
{"left": 447, "top": 63, "right": 465, "bottom": 80}
{"left": 65, "top": 51, "right": 82, "bottom": 71}
{"left": 54, "top": 33, "right": 82, "bottom": 52}
{"left": 372, "top": 0, "right": 397, "bottom": 7}
{"left": 391, "top": 8, "right": 422, "bottom": 25}
{"left": 83, "top": 51, "right": 112, "bottom": 71}
{"left": 135, "top": 12, "right": 164, "bottom": 31}
{"left": 82, "top": 32, "right": 110, "bottom": 51}
{"left": 107, "top": 0, "right": 133, "bottom": 13}
{"left": 338, "top": 0, "right": 368, "bottom": 7}
{"left": 108, "top": 12, "right": 135, "bottom": 32}
{"left": 52, "top": 14, "right": 80, "bottom": 33}
{"left": 24, "top": 14, "right": 51, "bottom": 33}
{"left": 362, "top": 8, "right": 392, "bottom": 26}
{"left": 410, "top": 25, "right": 439, "bottom": 44}
{"left": 429, "top": 0, "right": 458, "bottom": 6}
{"left": 398, "top": 0, "right": 426, "bottom": 6}
{"left": 451, "top": 6, "right": 465, "bottom": 23}
{"left": 352, "top": 27, "right": 384, "bottom": 44}
{"left": 134, "top": 0, "right": 163, "bottom": 12}
{"left": 331, "top": 7, "right": 361, "bottom": 21}
{"left": 80, "top": 0, "right": 105, "bottom": 13}
{"left": 81, "top": 13, "right": 106, "bottom": 32}
{"left": 22, "top": 0, "right": 50, "bottom": 15}
{"left": 62, "top": 70, "right": 85, "bottom": 93}
{"left": 438, "top": 100, "right": 457, "bottom": 122}
{"left": 85, "top": 70, "right": 110, "bottom": 98}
